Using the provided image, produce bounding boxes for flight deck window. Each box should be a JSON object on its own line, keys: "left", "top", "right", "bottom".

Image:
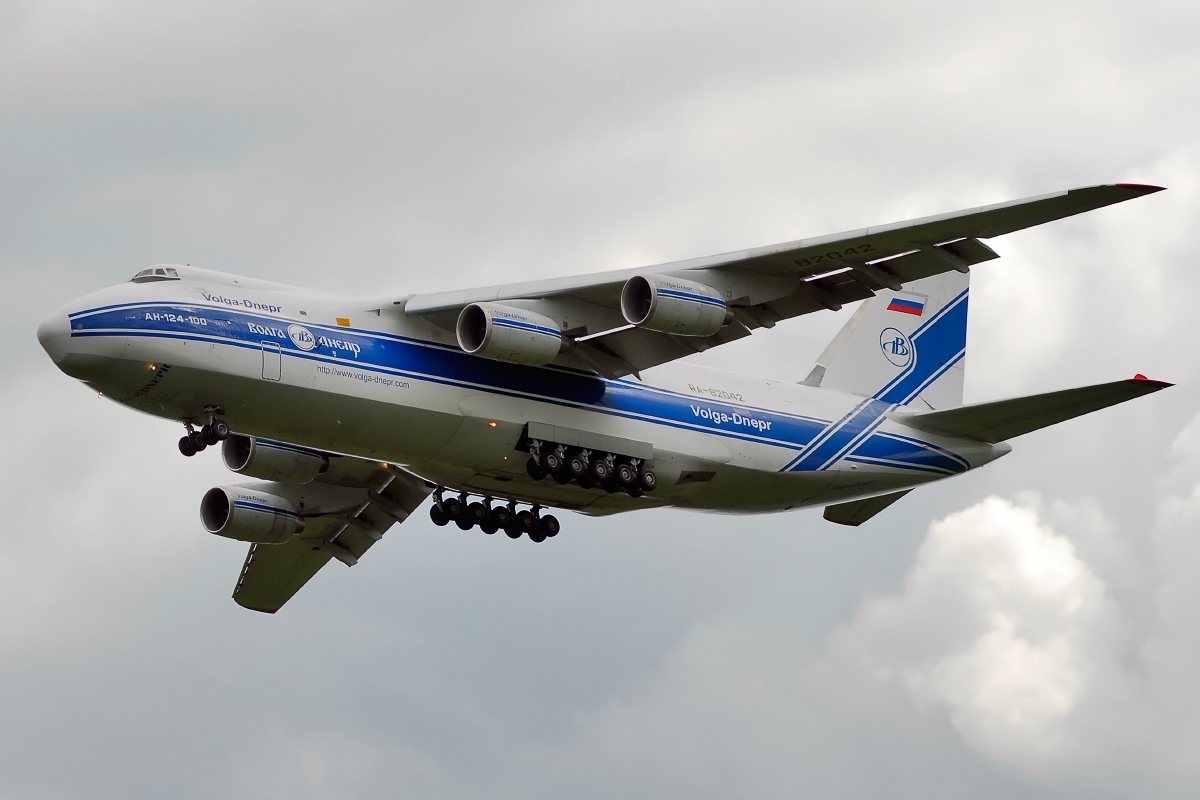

{"left": 130, "top": 267, "right": 180, "bottom": 283}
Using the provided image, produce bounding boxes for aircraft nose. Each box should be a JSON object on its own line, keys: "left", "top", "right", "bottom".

{"left": 36, "top": 309, "right": 71, "bottom": 364}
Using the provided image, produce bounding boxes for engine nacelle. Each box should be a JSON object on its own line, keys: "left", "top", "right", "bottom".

{"left": 200, "top": 486, "right": 304, "bottom": 543}
{"left": 456, "top": 302, "right": 563, "bottom": 365}
{"left": 221, "top": 435, "right": 328, "bottom": 483}
{"left": 620, "top": 274, "right": 728, "bottom": 336}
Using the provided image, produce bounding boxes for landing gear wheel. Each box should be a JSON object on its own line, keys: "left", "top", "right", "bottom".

{"left": 526, "top": 458, "right": 547, "bottom": 480}
{"left": 189, "top": 430, "right": 207, "bottom": 452}
{"left": 200, "top": 424, "right": 220, "bottom": 446}
{"left": 639, "top": 468, "right": 657, "bottom": 492}
{"left": 552, "top": 470, "right": 572, "bottom": 485}
{"left": 591, "top": 459, "right": 612, "bottom": 484}
{"left": 491, "top": 506, "right": 513, "bottom": 530}
{"left": 467, "top": 502, "right": 489, "bottom": 526}
{"left": 504, "top": 525, "right": 522, "bottom": 539}
{"left": 455, "top": 516, "right": 474, "bottom": 531}
{"left": 517, "top": 510, "right": 535, "bottom": 532}
{"left": 430, "top": 505, "right": 449, "bottom": 526}
{"left": 443, "top": 497, "right": 464, "bottom": 520}
{"left": 211, "top": 419, "right": 230, "bottom": 440}
{"left": 567, "top": 453, "right": 588, "bottom": 480}
{"left": 615, "top": 462, "right": 636, "bottom": 487}
{"left": 577, "top": 473, "right": 595, "bottom": 490}
{"left": 178, "top": 435, "right": 197, "bottom": 457}
{"left": 480, "top": 521, "right": 498, "bottom": 535}
{"left": 539, "top": 514, "right": 560, "bottom": 538}
{"left": 542, "top": 451, "right": 564, "bottom": 473}
{"left": 626, "top": 485, "right": 644, "bottom": 498}
{"left": 529, "top": 529, "right": 547, "bottom": 543}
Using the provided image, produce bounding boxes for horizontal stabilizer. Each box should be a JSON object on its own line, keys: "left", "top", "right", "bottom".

{"left": 824, "top": 490, "right": 912, "bottom": 526}
{"left": 891, "top": 376, "right": 1171, "bottom": 443}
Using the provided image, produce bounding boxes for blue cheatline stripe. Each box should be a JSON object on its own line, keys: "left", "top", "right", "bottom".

{"left": 233, "top": 500, "right": 299, "bottom": 519}
{"left": 871, "top": 430, "right": 971, "bottom": 472}
{"left": 489, "top": 317, "right": 561, "bottom": 338}
{"left": 656, "top": 288, "right": 726, "bottom": 308}
{"left": 844, "top": 456, "right": 954, "bottom": 475}
{"left": 68, "top": 300, "right": 970, "bottom": 474}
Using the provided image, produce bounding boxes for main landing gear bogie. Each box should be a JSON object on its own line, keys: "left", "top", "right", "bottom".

{"left": 428, "top": 489, "right": 560, "bottom": 542}
{"left": 524, "top": 442, "right": 656, "bottom": 498}
{"left": 178, "top": 410, "right": 230, "bottom": 457}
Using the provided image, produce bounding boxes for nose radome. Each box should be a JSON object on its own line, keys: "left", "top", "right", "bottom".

{"left": 36, "top": 310, "right": 71, "bottom": 363}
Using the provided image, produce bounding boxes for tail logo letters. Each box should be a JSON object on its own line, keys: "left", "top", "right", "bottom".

{"left": 879, "top": 327, "right": 913, "bottom": 368}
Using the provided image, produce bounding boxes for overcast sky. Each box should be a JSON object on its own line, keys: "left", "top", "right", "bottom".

{"left": 3, "top": 0, "right": 1200, "bottom": 797}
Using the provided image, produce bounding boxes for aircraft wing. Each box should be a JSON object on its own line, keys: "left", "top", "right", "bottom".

{"left": 232, "top": 458, "right": 432, "bottom": 613}
{"left": 403, "top": 184, "right": 1162, "bottom": 378}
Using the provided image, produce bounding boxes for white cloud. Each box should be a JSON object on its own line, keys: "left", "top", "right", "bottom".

{"left": 830, "top": 497, "right": 1114, "bottom": 769}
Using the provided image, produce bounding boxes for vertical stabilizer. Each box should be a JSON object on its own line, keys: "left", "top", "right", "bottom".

{"left": 804, "top": 271, "right": 969, "bottom": 409}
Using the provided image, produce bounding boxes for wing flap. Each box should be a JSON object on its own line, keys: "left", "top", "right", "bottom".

{"left": 891, "top": 377, "right": 1172, "bottom": 443}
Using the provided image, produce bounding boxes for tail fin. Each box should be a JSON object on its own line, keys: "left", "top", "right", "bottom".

{"left": 802, "top": 271, "right": 969, "bottom": 409}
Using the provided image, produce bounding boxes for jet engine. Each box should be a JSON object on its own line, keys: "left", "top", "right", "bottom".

{"left": 221, "top": 435, "right": 328, "bottom": 483}
{"left": 620, "top": 275, "right": 728, "bottom": 336}
{"left": 456, "top": 302, "right": 563, "bottom": 365}
{"left": 200, "top": 486, "right": 304, "bottom": 543}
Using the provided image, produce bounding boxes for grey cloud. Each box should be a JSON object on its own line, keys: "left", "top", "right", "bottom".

{"left": 4, "top": 0, "right": 1200, "bottom": 797}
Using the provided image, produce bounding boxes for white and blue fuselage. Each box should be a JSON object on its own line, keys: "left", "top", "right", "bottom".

{"left": 37, "top": 267, "right": 1008, "bottom": 517}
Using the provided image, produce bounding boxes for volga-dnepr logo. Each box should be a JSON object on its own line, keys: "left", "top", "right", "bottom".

{"left": 288, "top": 324, "right": 317, "bottom": 351}
{"left": 879, "top": 327, "right": 913, "bottom": 368}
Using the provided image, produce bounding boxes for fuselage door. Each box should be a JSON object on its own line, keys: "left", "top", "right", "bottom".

{"left": 261, "top": 342, "right": 281, "bottom": 381}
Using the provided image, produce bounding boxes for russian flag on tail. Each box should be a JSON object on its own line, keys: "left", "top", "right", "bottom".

{"left": 887, "top": 293, "right": 926, "bottom": 316}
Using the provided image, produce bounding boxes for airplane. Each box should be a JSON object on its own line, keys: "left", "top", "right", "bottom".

{"left": 37, "top": 183, "right": 1171, "bottom": 613}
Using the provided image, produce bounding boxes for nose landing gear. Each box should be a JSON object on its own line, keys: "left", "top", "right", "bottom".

{"left": 177, "top": 408, "right": 230, "bottom": 457}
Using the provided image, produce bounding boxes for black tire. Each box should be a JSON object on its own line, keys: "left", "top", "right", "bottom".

{"left": 468, "top": 502, "right": 489, "bottom": 525}
{"left": 455, "top": 516, "right": 474, "bottom": 531}
{"left": 491, "top": 507, "right": 513, "bottom": 529}
{"left": 443, "top": 497, "right": 464, "bottom": 519}
{"left": 212, "top": 419, "right": 231, "bottom": 440}
{"left": 178, "top": 435, "right": 197, "bottom": 457}
{"left": 540, "top": 514, "right": 560, "bottom": 537}
{"left": 639, "top": 468, "right": 658, "bottom": 491}
{"left": 591, "top": 459, "right": 612, "bottom": 483}
{"left": 526, "top": 458, "right": 547, "bottom": 480}
{"left": 553, "top": 470, "right": 572, "bottom": 485}
{"left": 517, "top": 510, "right": 535, "bottom": 531}
{"left": 615, "top": 462, "right": 636, "bottom": 487}
{"left": 504, "top": 525, "right": 522, "bottom": 539}
{"left": 626, "top": 485, "right": 644, "bottom": 498}
{"left": 200, "top": 424, "right": 220, "bottom": 446}
{"left": 577, "top": 473, "right": 595, "bottom": 490}
{"left": 429, "top": 505, "right": 449, "bottom": 526}
{"left": 480, "top": 521, "right": 498, "bottom": 535}
{"left": 529, "top": 529, "right": 547, "bottom": 543}
{"left": 542, "top": 451, "right": 563, "bottom": 473}
{"left": 189, "top": 430, "right": 207, "bottom": 452}
{"left": 568, "top": 453, "right": 588, "bottom": 480}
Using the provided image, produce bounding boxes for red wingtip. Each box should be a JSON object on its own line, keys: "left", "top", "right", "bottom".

{"left": 1115, "top": 183, "right": 1167, "bottom": 193}
{"left": 1130, "top": 374, "right": 1174, "bottom": 388}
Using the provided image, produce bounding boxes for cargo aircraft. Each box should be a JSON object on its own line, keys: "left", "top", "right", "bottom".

{"left": 37, "top": 184, "right": 1170, "bottom": 612}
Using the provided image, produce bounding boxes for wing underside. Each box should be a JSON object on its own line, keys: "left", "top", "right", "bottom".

{"left": 232, "top": 458, "right": 432, "bottom": 613}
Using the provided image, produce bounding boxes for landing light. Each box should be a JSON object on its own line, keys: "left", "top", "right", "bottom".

{"left": 148, "top": 363, "right": 157, "bottom": 371}
{"left": 488, "top": 420, "right": 498, "bottom": 428}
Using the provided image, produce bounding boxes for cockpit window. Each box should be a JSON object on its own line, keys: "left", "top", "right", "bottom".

{"left": 130, "top": 267, "right": 180, "bottom": 283}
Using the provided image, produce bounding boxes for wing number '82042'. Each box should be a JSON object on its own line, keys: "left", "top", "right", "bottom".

{"left": 795, "top": 243, "right": 875, "bottom": 267}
